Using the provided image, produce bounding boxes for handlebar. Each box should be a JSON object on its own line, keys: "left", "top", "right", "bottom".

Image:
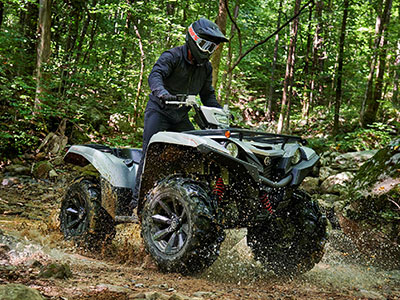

{"left": 165, "top": 95, "right": 198, "bottom": 107}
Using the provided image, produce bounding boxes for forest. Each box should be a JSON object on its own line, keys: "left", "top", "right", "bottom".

{"left": 0, "top": 0, "right": 399, "bottom": 159}
{"left": 0, "top": 1, "right": 400, "bottom": 299}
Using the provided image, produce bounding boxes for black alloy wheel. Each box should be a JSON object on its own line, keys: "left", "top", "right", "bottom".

{"left": 60, "top": 177, "right": 115, "bottom": 249}
{"left": 141, "top": 176, "right": 224, "bottom": 274}
{"left": 247, "top": 190, "right": 328, "bottom": 277}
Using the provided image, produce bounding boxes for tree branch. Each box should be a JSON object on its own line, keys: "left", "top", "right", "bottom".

{"left": 226, "top": 0, "right": 315, "bottom": 74}
{"left": 224, "top": 0, "right": 242, "bottom": 55}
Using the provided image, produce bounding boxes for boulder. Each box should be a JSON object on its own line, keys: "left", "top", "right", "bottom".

{"left": 319, "top": 166, "right": 337, "bottom": 182}
{"left": 338, "top": 139, "right": 400, "bottom": 268}
{"left": 300, "top": 177, "right": 319, "bottom": 194}
{"left": 4, "top": 164, "right": 31, "bottom": 176}
{"left": 331, "top": 150, "right": 378, "bottom": 171}
{"left": 320, "top": 172, "right": 354, "bottom": 194}
{"left": 31, "top": 161, "right": 53, "bottom": 179}
{"left": 0, "top": 284, "right": 44, "bottom": 300}
{"left": 38, "top": 262, "right": 72, "bottom": 279}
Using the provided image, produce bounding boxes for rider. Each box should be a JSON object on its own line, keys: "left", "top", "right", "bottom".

{"left": 131, "top": 18, "right": 228, "bottom": 210}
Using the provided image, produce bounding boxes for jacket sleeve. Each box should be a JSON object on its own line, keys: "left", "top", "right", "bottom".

{"left": 199, "top": 63, "right": 221, "bottom": 108}
{"left": 148, "top": 50, "right": 178, "bottom": 98}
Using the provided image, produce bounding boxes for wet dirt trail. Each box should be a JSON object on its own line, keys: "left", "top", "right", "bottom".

{"left": 0, "top": 176, "right": 399, "bottom": 300}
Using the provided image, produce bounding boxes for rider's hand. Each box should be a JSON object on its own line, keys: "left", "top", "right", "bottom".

{"left": 159, "top": 93, "right": 177, "bottom": 102}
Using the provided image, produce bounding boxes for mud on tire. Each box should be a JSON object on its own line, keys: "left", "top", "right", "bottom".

{"left": 60, "top": 177, "right": 115, "bottom": 249}
{"left": 247, "top": 190, "right": 327, "bottom": 277}
{"left": 141, "top": 176, "right": 225, "bottom": 275}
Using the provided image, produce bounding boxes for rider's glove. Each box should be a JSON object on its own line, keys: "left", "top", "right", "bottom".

{"left": 159, "top": 93, "right": 177, "bottom": 103}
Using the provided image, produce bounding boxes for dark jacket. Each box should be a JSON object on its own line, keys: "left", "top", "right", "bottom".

{"left": 146, "top": 44, "right": 221, "bottom": 123}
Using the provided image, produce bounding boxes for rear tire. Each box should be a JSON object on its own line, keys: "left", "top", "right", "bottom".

{"left": 60, "top": 177, "right": 115, "bottom": 249}
{"left": 247, "top": 190, "right": 327, "bottom": 277}
{"left": 141, "top": 176, "right": 224, "bottom": 275}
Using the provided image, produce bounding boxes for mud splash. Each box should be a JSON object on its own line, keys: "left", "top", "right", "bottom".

{"left": 201, "top": 229, "right": 400, "bottom": 296}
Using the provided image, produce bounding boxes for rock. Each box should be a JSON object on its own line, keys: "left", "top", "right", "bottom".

{"left": 37, "top": 122, "right": 68, "bottom": 156}
{"left": 0, "top": 283, "right": 44, "bottom": 300}
{"left": 299, "top": 177, "right": 319, "bottom": 194}
{"left": 0, "top": 243, "right": 11, "bottom": 260}
{"left": 331, "top": 150, "right": 378, "bottom": 171}
{"left": 96, "top": 284, "right": 131, "bottom": 294}
{"left": 320, "top": 172, "right": 354, "bottom": 194}
{"left": 49, "top": 169, "right": 58, "bottom": 178}
{"left": 31, "top": 161, "right": 53, "bottom": 179}
{"left": 319, "top": 166, "right": 337, "bottom": 182}
{"left": 4, "top": 164, "right": 31, "bottom": 176}
{"left": 320, "top": 151, "right": 341, "bottom": 167}
{"left": 356, "top": 289, "right": 386, "bottom": 300}
{"left": 192, "top": 291, "right": 216, "bottom": 298}
{"left": 52, "top": 156, "right": 64, "bottom": 166}
{"left": 129, "top": 292, "right": 169, "bottom": 300}
{"left": 38, "top": 262, "right": 72, "bottom": 279}
{"left": 1, "top": 177, "right": 19, "bottom": 187}
{"left": 168, "top": 293, "right": 190, "bottom": 300}
{"left": 339, "top": 139, "right": 400, "bottom": 268}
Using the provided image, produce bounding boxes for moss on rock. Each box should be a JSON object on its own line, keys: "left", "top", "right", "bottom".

{"left": 339, "top": 139, "right": 400, "bottom": 268}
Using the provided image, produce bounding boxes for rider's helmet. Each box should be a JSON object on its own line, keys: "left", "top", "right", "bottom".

{"left": 186, "top": 18, "right": 228, "bottom": 65}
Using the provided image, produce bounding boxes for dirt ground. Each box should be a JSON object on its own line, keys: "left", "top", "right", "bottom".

{"left": 0, "top": 173, "right": 399, "bottom": 300}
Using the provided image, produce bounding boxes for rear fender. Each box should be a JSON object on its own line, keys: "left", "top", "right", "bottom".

{"left": 64, "top": 145, "right": 137, "bottom": 189}
{"left": 64, "top": 145, "right": 137, "bottom": 217}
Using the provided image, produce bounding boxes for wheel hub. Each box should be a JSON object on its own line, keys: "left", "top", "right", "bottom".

{"left": 169, "top": 215, "right": 180, "bottom": 232}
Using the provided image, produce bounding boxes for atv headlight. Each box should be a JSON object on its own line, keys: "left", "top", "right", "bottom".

{"left": 291, "top": 149, "right": 302, "bottom": 165}
{"left": 226, "top": 142, "right": 239, "bottom": 158}
{"left": 214, "top": 113, "right": 229, "bottom": 126}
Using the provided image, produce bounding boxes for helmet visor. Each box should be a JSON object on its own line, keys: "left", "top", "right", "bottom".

{"left": 188, "top": 25, "right": 219, "bottom": 54}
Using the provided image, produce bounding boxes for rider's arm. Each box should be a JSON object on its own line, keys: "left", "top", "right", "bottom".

{"left": 199, "top": 63, "right": 222, "bottom": 108}
{"left": 148, "top": 51, "right": 178, "bottom": 98}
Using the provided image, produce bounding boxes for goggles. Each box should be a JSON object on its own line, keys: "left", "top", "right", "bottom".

{"left": 188, "top": 25, "right": 219, "bottom": 54}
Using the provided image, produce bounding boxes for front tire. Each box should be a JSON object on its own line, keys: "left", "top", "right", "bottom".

{"left": 247, "top": 190, "right": 327, "bottom": 277}
{"left": 59, "top": 177, "right": 115, "bottom": 249}
{"left": 141, "top": 176, "right": 224, "bottom": 275}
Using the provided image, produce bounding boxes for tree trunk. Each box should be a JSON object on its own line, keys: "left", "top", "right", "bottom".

{"left": 391, "top": 7, "right": 400, "bottom": 109}
{"left": 266, "top": 0, "right": 283, "bottom": 121}
{"left": 332, "top": 0, "right": 349, "bottom": 136}
{"left": 34, "top": 0, "right": 51, "bottom": 112}
{"left": 121, "top": 0, "right": 132, "bottom": 65}
{"left": 277, "top": 0, "right": 301, "bottom": 134}
{"left": 393, "top": 41, "right": 400, "bottom": 108}
{"left": 361, "top": 0, "right": 393, "bottom": 127}
{"left": 360, "top": 0, "right": 383, "bottom": 120}
{"left": 211, "top": 0, "right": 228, "bottom": 89}
{"left": 75, "top": 1, "right": 94, "bottom": 65}
{"left": 18, "top": 1, "right": 38, "bottom": 75}
{"left": 308, "top": 0, "right": 323, "bottom": 112}
{"left": 131, "top": 23, "right": 145, "bottom": 131}
{"left": 301, "top": 7, "right": 313, "bottom": 119}
{"left": 220, "top": 1, "right": 239, "bottom": 105}
{"left": 0, "top": 2, "right": 4, "bottom": 30}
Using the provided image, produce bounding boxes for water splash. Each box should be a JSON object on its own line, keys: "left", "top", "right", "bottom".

{"left": 201, "top": 228, "right": 400, "bottom": 295}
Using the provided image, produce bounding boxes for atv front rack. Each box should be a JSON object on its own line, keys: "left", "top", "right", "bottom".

{"left": 186, "top": 128, "right": 307, "bottom": 148}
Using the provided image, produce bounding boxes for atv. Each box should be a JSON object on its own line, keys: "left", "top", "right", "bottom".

{"left": 60, "top": 95, "right": 327, "bottom": 276}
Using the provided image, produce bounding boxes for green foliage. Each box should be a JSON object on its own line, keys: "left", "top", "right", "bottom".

{"left": 333, "top": 123, "right": 394, "bottom": 152}
{"left": 0, "top": 0, "right": 399, "bottom": 161}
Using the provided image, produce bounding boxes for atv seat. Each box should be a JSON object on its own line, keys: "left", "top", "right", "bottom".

{"left": 83, "top": 144, "right": 142, "bottom": 164}
{"left": 113, "top": 148, "right": 142, "bottom": 164}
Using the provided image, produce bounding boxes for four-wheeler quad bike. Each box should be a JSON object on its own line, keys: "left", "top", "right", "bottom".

{"left": 60, "top": 95, "right": 327, "bottom": 276}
